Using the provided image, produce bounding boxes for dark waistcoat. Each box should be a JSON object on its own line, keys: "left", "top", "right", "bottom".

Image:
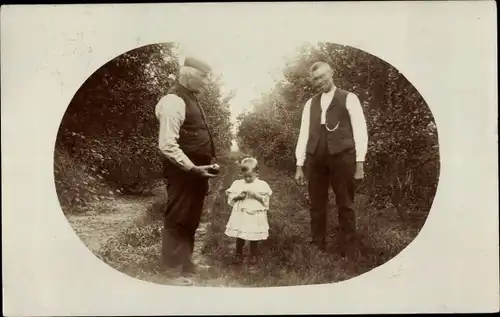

{"left": 168, "top": 83, "right": 215, "bottom": 158}
{"left": 305, "top": 88, "right": 355, "bottom": 156}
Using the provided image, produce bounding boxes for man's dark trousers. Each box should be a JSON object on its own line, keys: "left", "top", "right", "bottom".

{"left": 161, "top": 153, "right": 211, "bottom": 270}
{"left": 307, "top": 126, "right": 357, "bottom": 251}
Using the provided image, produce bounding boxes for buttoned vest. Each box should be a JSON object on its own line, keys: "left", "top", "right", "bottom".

{"left": 167, "top": 83, "right": 215, "bottom": 158}
{"left": 305, "top": 88, "right": 355, "bottom": 156}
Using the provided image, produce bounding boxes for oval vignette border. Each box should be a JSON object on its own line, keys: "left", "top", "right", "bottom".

{"left": 53, "top": 41, "right": 440, "bottom": 288}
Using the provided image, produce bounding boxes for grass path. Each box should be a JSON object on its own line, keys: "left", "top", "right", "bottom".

{"left": 66, "top": 152, "right": 426, "bottom": 287}
{"left": 198, "top": 154, "right": 425, "bottom": 286}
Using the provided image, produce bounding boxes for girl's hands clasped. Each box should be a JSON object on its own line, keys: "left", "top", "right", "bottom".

{"left": 245, "top": 190, "right": 264, "bottom": 204}
{"left": 236, "top": 191, "right": 247, "bottom": 200}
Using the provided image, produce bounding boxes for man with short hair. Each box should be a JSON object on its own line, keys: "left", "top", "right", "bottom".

{"left": 155, "top": 57, "right": 219, "bottom": 277}
{"left": 294, "top": 61, "right": 368, "bottom": 256}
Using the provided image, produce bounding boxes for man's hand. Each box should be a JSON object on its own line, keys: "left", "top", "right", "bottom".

{"left": 191, "top": 165, "right": 218, "bottom": 178}
{"left": 207, "top": 163, "right": 220, "bottom": 175}
{"left": 295, "top": 166, "right": 305, "bottom": 186}
{"left": 354, "top": 161, "right": 364, "bottom": 180}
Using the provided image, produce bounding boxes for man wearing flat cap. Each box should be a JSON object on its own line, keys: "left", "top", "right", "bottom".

{"left": 155, "top": 57, "right": 218, "bottom": 277}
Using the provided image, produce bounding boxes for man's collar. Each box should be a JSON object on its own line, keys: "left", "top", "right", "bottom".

{"left": 320, "top": 85, "right": 336, "bottom": 96}
{"left": 178, "top": 82, "right": 204, "bottom": 97}
{"left": 326, "top": 86, "right": 337, "bottom": 94}
{"left": 176, "top": 82, "right": 192, "bottom": 94}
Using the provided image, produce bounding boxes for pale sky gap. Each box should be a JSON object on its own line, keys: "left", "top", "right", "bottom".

{"left": 175, "top": 41, "right": 306, "bottom": 133}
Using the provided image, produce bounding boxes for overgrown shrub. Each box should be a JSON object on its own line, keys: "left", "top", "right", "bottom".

{"left": 54, "top": 42, "right": 233, "bottom": 213}
{"left": 54, "top": 148, "right": 116, "bottom": 214}
{"left": 237, "top": 42, "right": 440, "bottom": 213}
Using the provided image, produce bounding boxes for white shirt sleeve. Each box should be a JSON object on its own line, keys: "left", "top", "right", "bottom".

{"left": 155, "top": 94, "right": 195, "bottom": 171}
{"left": 225, "top": 180, "right": 243, "bottom": 207}
{"left": 295, "top": 99, "right": 312, "bottom": 167}
{"left": 345, "top": 93, "right": 369, "bottom": 162}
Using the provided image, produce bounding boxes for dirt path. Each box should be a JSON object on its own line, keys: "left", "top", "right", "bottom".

{"left": 67, "top": 196, "right": 153, "bottom": 253}
{"left": 191, "top": 179, "right": 225, "bottom": 269}
{"left": 66, "top": 161, "right": 238, "bottom": 287}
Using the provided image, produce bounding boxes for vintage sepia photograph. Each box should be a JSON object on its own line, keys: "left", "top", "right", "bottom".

{"left": 3, "top": 2, "right": 498, "bottom": 314}
{"left": 54, "top": 41, "right": 440, "bottom": 287}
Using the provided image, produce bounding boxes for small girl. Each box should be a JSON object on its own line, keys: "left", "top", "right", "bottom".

{"left": 225, "top": 157, "right": 273, "bottom": 264}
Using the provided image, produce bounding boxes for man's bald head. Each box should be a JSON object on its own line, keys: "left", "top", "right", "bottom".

{"left": 309, "top": 61, "right": 333, "bottom": 74}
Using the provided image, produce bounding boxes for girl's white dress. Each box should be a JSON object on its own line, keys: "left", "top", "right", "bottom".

{"left": 225, "top": 178, "right": 273, "bottom": 241}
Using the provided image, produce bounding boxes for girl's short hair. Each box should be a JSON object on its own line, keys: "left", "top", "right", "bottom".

{"left": 240, "top": 157, "right": 259, "bottom": 173}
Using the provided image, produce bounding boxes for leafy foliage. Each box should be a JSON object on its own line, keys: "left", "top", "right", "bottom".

{"left": 54, "top": 43, "right": 233, "bottom": 213}
{"left": 237, "top": 42, "right": 440, "bottom": 213}
{"left": 54, "top": 147, "right": 117, "bottom": 214}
